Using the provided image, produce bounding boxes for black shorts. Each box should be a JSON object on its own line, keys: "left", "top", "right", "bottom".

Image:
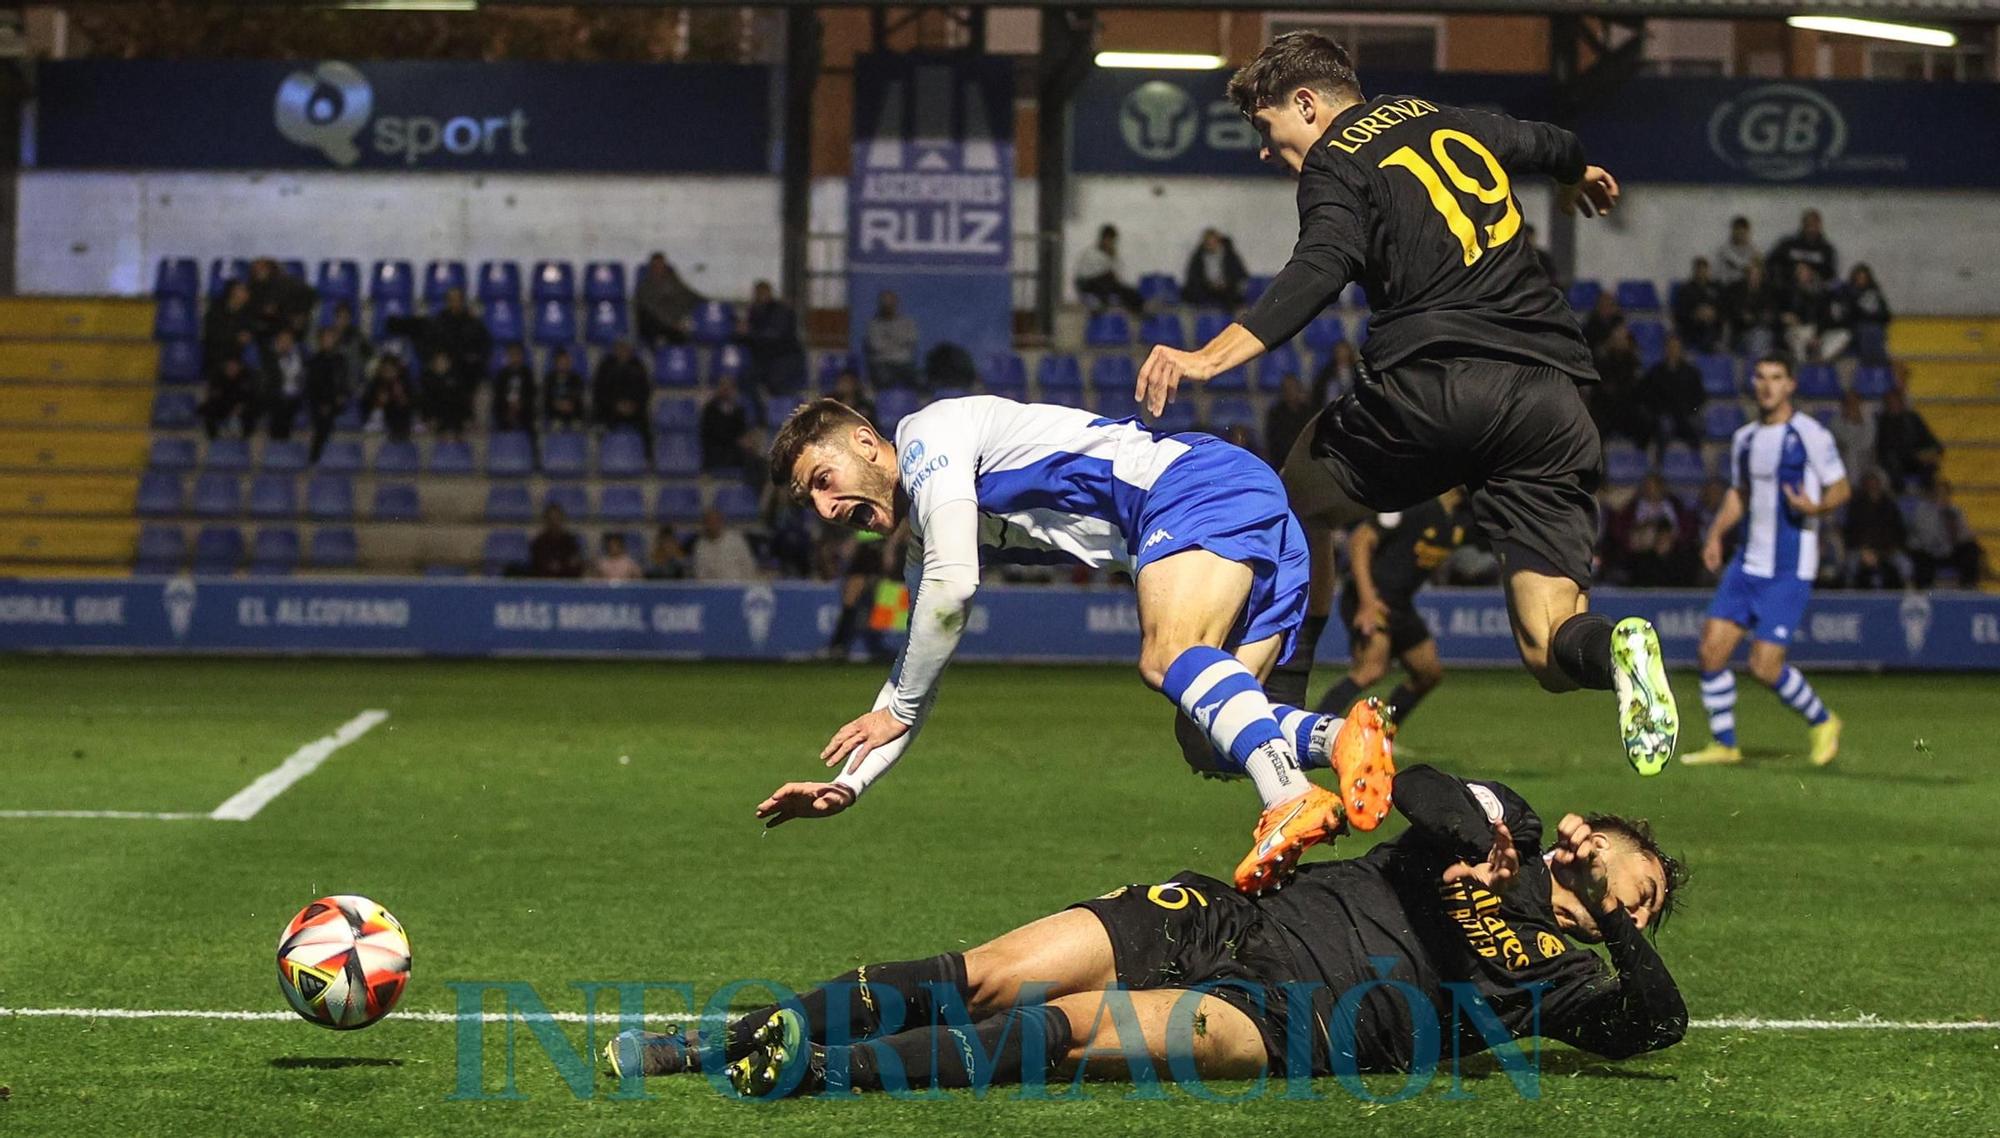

{"left": 1338, "top": 587, "right": 1433, "bottom": 657}
{"left": 1069, "top": 870, "right": 1321, "bottom": 1074}
{"left": 1304, "top": 353, "right": 1602, "bottom": 588}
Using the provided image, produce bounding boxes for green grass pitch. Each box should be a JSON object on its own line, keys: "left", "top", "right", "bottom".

{"left": 2, "top": 656, "right": 1996, "bottom": 1136}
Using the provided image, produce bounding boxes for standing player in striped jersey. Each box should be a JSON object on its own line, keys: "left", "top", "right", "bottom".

{"left": 1684, "top": 356, "right": 1850, "bottom": 766}
{"left": 758, "top": 396, "right": 1395, "bottom": 894}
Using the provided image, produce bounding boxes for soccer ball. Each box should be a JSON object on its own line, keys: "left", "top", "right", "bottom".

{"left": 276, "top": 894, "right": 411, "bottom": 1030}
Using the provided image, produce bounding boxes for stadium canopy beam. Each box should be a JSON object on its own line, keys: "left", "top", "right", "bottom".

{"left": 781, "top": 7, "right": 821, "bottom": 316}
{"left": 459, "top": 0, "right": 2000, "bottom": 21}
{"left": 1036, "top": 6, "right": 1095, "bottom": 340}
{"left": 1544, "top": 12, "right": 1645, "bottom": 288}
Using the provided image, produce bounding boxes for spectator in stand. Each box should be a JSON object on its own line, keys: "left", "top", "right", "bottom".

{"left": 199, "top": 355, "right": 255, "bottom": 440}
{"left": 324, "top": 300, "right": 371, "bottom": 383}
{"left": 633, "top": 252, "right": 704, "bottom": 347}
{"left": 304, "top": 327, "right": 352, "bottom": 463}
{"left": 202, "top": 281, "right": 258, "bottom": 372}
{"left": 700, "top": 375, "right": 751, "bottom": 472}
{"left": 1590, "top": 323, "right": 1648, "bottom": 449}
{"left": 259, "top": 328, "right": 308, "bottom": 441}
{"left": 644, "top": 527, "right": 690, "bottom": 580}
{"left": 544, "top": 347, "right": 586, "bottom": 430}
{"left": 490, "top": 343, "right": 538, "bottom": 435}
{"left": 1875, "top": 383, "right": 1943, "bottom": 490}
{"left": 420, "top": 349, "right": 472, "bottom": 443}
{"left": 1844, "top": 264, "right": 1892, "bottom": 364}
{"left": 1642, "top": 334, "right": 1705, "bottom": 458}
{"left": 1767, "top": 208, "right": 1838, "bottom": 285}
{"left": 528, "top": 503, "right": 585, "bottom": 579}
{"left": 740, "top": 280, "right": 805, "bottom": 394}
{"left": 1672, "top": 256, "right": 1727, "bottom": 353}
{"left": 592, "top": 339, "right": 653, "bottom": 456}
{"left": 1523, "top": 222, "right": 1561, "bottom": 290}
{"left": 690, "top": 506, "right": 760, "bottom": 581}
{"left": 1312, "top": 340, "right": 1359, "bottom": 406}
{"left": 1182, "top": 228, "right": 1248, "bottom": 308}
{"left": 389, "top": 287, "right": 492, "bottom": 391}
{"left": 1843, "top": 470, "right": 1907, "bottom": 589}
{"left": 1725, "top": 259, "right": 1780, "bottom": 357}
{"left": 1627, "top": 519, "right": 1700, "bottom": 587}
{"left": 591, "top": 532, "right": 645, "bottom": 582}
{"left": 1580, "top": 290, "right": 1625, "bottom": 351}
{"left": 1779, "top": 261, "right": 1838, "bottom": 363}
{"left": 1906, "top": 480, "right": 1986, "bottom": 588}
{"left": 1829, "top": 390, "right": 1880, "bottom": 487}
{"left": 863, "top": 290, "right": 919, "bottom": 389}
{"left": 829, "top": 369, "right": 877, "bottom": 428}
{"left": 1072, "top": 224, "right": 1143, "bottom": 314}
{"left": 245, "top": 257, "right": 316, "bottom": 342}
{"left": 1713, "top": 215, "right": 1760, "bottom": 284}
{"left": 1263, "top": 374, "right": 1316, "bottom": 470}
{"left": 363, "top": 354, "right": 416, "bottom": 442}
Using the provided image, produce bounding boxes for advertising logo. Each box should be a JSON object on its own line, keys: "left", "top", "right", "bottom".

{"left": 1899, "top": 592, "right": 1933, "bottom": 657}
{"left": 742, "top": 585, "right": 777, "bottom": 647}
{"left": 163, "top": 577, "right": 198, "bottom": 640}
{"left": 1707, "top": 84, "right": 1847, "bottom": 182}
{"left": 273, "top": 62, "right": 374, "bottom": 166}
{"left": 1119, "top": 80, "right": 1199, "bottom": 161}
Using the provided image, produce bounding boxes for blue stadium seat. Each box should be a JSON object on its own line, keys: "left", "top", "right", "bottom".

{"left": 149, "top": 437, "right": 197, "bottom": 472}
{"left": 654, "top": 345, "right": 699, "bottom": 387}
{"left": 1616, "top": 279, "right": 1662, "bottom": 312}
{"left": 260, "top": 440, "right": 307, "bottom": 473}
{"left": 983, "top": 353, "right": 1028, "bottom": 399}
{"left": 136, "top": 525, "right": 186, "bottom": 574}
{"left": 478, "top": 261, "right": 522, "bottom": 305}
{"left": 584, "top": 262, "right": 628, "bottom": 305}
{"left": 1137, "top": 273, "right": 1180, "bottom": 307}
{"left": 1301, "top": 313, "right": 1346, "bottom": 354}
{"left": 585, "top": 299, "right": 630, "bottom": 345}
{"left": 1036, "top": 354, "right": 1082, "bottom": 401}
{"left": 247, "top": 474, "right": 296, "bottom": 519}
{"left": 1629, "top": 320, "right": 1668, "bottom": 369}
{"left": 370, "top": 296, "right": 413, "bottom": 343}
{"left": 373, "top": 440, "right": 420, "bottom": 475}
{"left": 692, "top": 301, "right": 736, "bottom": 345}
{"left": 544, "top": 482, "right": 589, "bottom": 519}
{"left": 875, "top": 389, "right": 923, "bottom": 431}
{"left": 136, "top": 471, "right": 183, "bottom": 517}
{"left": 369, "top": 261, "right": 415, "bottom": 308}
{"left": 1207, "top": 365, "right": 1248, "bottom": 392}
{"left": 485, "top": 484, "right": 533, "bottom": 523}
{"left": 278, "top": 259, "right": 308, "bottom": 283}
{"left": 541, "top": 431, "right": 588, "bottom": 478}
{"left": 309, "top": 527, "right": 359, "bottom": 570}
{"left": 1694, "top": 353, "right": 1738, "bottom": 398}
{"left": 1139, "top": 312, "right": 1186, "bottom": 350}
{"left": 1152, "top": 401, "right": 1198, "bottom": 433}
{"left": 1661, "top": 443, "right": 1706, "bottom": 486}
{"left": 651, "top": 397, "right": 699, "bottom": 432}
{"left": 207, "top": 258, "right": 250, "bottom": 299}
{"left": 315, "top": 260, "right": 360, "bottom": 306}
{"left": 305, "top": 474, "right": 354, "bottom": 521}
{"left": 1704, "top": 403, "right": 1745, "bottom": 441}
{"left": 1244, "top": 275, "right": 1275, "bottom": 305}
{"left": 1193, "top": 310, "right": 1232, "bottom": 343}
{"left": 1084, "top": 311, "right": 1133, "bottom": 347}
{"left": 193, "top": 526, "right": 245, "bottom": 574}
{"left": 711, "top": 343, "right": 747, "bottom": 382}
{"left": 712, "top": 483, "right": 759, "bottom": 522}
{"left": 159, "top": 341, "right": 201, "bottom": 385}
{"left": 1211, "top": 397, "right": 1257, "bottom": 429}
{"left": 1567, "top": 280, "right": 1603, "bottom": 312}
{"left": 482, "top": 531, "right": 529, "bottom": 575}
{"left": 428, "top": 440, "right": 475, "bottom": 475}
{"left": 151, "top": 390, "right": 198, "bottom": 430}
{"left": 484, "top": 297, "right": 523, "bottom": 343}
{"left": 485, "top": 431, "right": 536, "bottom": 477}
{"left": 204, "top": 437, "right": 251, "bottom": 473}
{"left": 656, "top": 484, "right": 704, "bottom": 522}
{"left": 1603, "top": 442, "right": 1647, "bottom": 486}
{"left": 599, "top": 484, "right": 646, "bottom": 524}
{"left": 249, "top": 528, "right": 300, "bottom": 576}
{"left": 599, "top": 431, "right": 649, "bottom": 478}
{"left": 655, "top": 433, "right": 700, "bottom": 477}
{"left": 1797, "top": 364, "right": 1841, "bottom": 400}
{"left": 532, "top": 300, "right": 577, "bottom": 346}
{"left": 153, "top": 257, "right": 198, "bottom": 300}
{"left": 372, "top": 483, "right": 421, "bottom": 522}
{"left": 1853, "top": 323, "right": 1890, "bottom": 365}
{"left": 153, "top": 296, "right": 197, "bottom": 341}
{"left": 317, "top": 439, "right": 363, "bottom": 474}
{"left": 1853, "top": 364, "right": 1895, "bottom": 399}
{"left": 1256, "top": 343, "right": 1304, "bottom": 391}
{"left": 423, "top": 261, "right": 469, "bottom": 308}
{"left": 531, "top": 261, "right": 577, "bottom": 304}
{"left": 1090, "top": 354, "right": 1136, "bottom": 396}
{"left": 761, "top": 392, "right": 806, "bottom": 427}
{"left": 814, "top": 352, "right": 859, "bottom": 390}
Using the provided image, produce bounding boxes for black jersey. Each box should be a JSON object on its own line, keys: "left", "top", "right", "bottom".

{"left": 1358, "top": 496, "right": 1475, "bottom": 609}
{"left": 1251, "top": 766, "right": 1686, "bottom": 1072}
{"left": 1242, "top": 95, "right": 1596, "bottom": 381}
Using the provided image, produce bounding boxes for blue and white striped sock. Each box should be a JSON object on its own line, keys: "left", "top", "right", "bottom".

{"left": 1700, "top": 669, "right": 1738, "bottom": 748}
{"left": 1162, "top": 646, "right": 1306, "bottom": 809}
{"left": 1272, "top": 704, "right": 1340, "bottom": 771}
{"left": 1771, "top": 666, "right": 1830, "bottom": 726}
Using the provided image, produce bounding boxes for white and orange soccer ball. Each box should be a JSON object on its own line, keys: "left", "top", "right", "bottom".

{"left": 276, "top": 895, "right": 411, "bottom": 1030}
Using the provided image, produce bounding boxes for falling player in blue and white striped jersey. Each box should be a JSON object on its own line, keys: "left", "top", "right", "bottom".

{"left": 1685, "top": 355, "right": 1851, "bottom": 767}
{"left": 755, "top": 395, "right": 1396, "bottom": 894}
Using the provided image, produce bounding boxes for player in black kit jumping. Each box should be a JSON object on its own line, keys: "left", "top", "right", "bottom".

{"left": 1321, "top": 489, "right": 1474, "bottom": 728}
{"left": 1133, "top": 32, "right": 1678, "bottom": 777}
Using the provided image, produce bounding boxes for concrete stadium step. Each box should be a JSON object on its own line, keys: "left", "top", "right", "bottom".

{"left": 1902, "top": 360, "right": 2000, "bottom": 400}
{"left": 0, "top": 518, "right": 137, "bottom": 563}
{"left": 1957, "top": 488, "right": 2000, "bottom": 532}
{"left": 0, "top": 473, "right": 138, "bottom": 517}
{"left": 0, "top": 559, "right": 131, "bottom": 577}
{"left": 1942, "top": 446, "right": 2000, "bottom": 487}
{"left": 0, "top": 429, "right": 151, "bottom": 473}
{"left": 0, "top": 297, "right": 154, "bottom": 341}
{"left": 0, "top": 382, "right": 156, "bottom": 428}
{"left": 1925, "top": 402, "right": 2000, "bottom": 446}
{"left": 0, "top": 340, "right": 158, "bottom": 382}
{"left": 1889, "top": 317, "right": 2000, "bottom": 359}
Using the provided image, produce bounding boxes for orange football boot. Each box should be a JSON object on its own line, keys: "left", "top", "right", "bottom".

{"left": 1330, "top": 696, "right": 1396, "bottom": 831}
{"left": 1233, "top": 783, "right": 1344, "bottom": 895}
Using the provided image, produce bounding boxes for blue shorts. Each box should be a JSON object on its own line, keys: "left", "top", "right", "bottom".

{"left": 1132, "top": 435, "right": 1310, "bottom": 662}
{"left": 1708, "top": 562, "right": 1812, "bottom": 645}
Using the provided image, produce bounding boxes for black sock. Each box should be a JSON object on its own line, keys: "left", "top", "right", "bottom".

{"left": 1316, "top": 676, "right": 1365, "bottom": 716}
{"left": 842, "top": 1005, "right": 1073, "bottom": 1092}
{"left": 829, "top": 601, "right": 862, "bottom": 651}
{"left": 1551, "top": 612, "right": 1617, "bottom": 691}
{"left": 1386, "top": 682, "right": 1430, "bottom": 725}
{"left": 1263, "top": 614, "right": 1328, "bottom": 708}
{"left": 725, "top": 953, "right": 969, "bottom": 1060}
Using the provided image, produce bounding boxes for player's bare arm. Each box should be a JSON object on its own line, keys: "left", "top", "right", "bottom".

{"left": 1702, "top": 487, "right": 1747, "bottom": 573}
{"left": 1136, "top": 323, "right": 1267, "bottom": 417}
{"left": 1557, "top": 165, "right": 1620, "bottom": 219}
{"left": 1783, "top": 477, "right": 1851, "bottom": 518}
{"left": 1346, "top": 521, "right": 1388, "bottom": 635}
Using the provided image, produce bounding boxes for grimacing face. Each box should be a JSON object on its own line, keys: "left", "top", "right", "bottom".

{"left": 1549, "top": 836, "right": 1670, "bottom": 942}
{"left": 1752, "top": 362, "right": 1796, "bottom": 416}
{"left": 790, "top": 428, "right": 902, "bottom": 536}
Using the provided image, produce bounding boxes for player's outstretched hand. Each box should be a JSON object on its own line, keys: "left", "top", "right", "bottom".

{"left": 755, "top": 781, "right": 856, "bottom": 828}
{"left": 1135, "top": 345, "right": 1215, "bottom": 417}
{"left": 1548, "top": 812, "right": 1612, "bottom": 909}
{"left": 820, "top": 708, "right": 909, "bottom": 767}
{"left": 1443, "top": 820, "right": 1519, "bottom": 893}
{"left": 1558, "top": 166, "right": 1619, "bottom": 219}
{"left": 1354, "top": 596, "right": 1390, "bottom": 638}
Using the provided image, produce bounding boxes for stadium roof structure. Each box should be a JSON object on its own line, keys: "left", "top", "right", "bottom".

{"left": 492, "top": 0, "right": 2000, "bottom": 15}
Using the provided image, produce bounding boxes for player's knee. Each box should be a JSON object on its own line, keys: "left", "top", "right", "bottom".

{"left": 1749, "top": 655, "right": 1785, "bottom": 686}
{"left": 1410, "top": 667, "right": 1443, "bottom": 694}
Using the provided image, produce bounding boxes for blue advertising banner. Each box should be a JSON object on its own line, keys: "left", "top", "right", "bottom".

{"left": 848, "top": 54, "right": 1015, "bottom": 371}
{"left": 1074, "top": 68, "right": 2000, "bottom": 188}
{"left": 0, "top": 579, "right": 1994, "bottom": 670}
{"left": 30, "top": 60, "right": 771, "bottom": 173}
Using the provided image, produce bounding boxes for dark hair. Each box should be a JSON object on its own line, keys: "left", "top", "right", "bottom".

{"left": 1754, "top": 352, "right": 1795, "bottom": 378}
{"left": 1228, "top": 32, "right": 1363, "bottom": 118}
{"left": 1584, "top": 813, "right": 1687, "bottom": 933}
{"left": 1730, "top": 215, "right": 1749, "bottom": 228}
{"left": 769, "top": 398, "right": 875, "bottom": 494}
{"left": 1098, "top": 224, "right": 1118, "bottom": 241}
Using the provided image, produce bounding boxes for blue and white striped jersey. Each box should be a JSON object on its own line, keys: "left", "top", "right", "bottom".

{"left": 1728, "top": 412, "right": 1847, "bottom": 581}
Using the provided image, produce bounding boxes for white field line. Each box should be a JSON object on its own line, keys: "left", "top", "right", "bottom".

{"left": 0, "top": 1007, "right": 1996, "bottom": 1032}
{"left": 0, "top": 810, "right": 209, "bottom": 820}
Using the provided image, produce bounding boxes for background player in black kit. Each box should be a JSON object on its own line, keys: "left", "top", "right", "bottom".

{"left": 1321, "top": 489, "right": 1474, "bottom": 727}
{"left": 1133, "top": 32, "right": 1679, "bottom": 777}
